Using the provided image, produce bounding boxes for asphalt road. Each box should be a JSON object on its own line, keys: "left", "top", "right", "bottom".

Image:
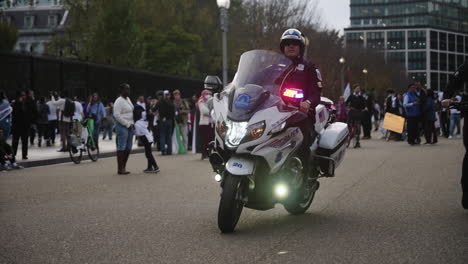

{"left": 1, "top": 136, "right": 466, "bottom": 264}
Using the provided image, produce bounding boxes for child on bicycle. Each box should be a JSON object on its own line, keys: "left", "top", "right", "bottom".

{"left": 134, "top": 104, "right": 159, "bottom": 173}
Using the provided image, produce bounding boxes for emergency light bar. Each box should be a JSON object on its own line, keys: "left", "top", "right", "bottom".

{"left": 282, "top": 88, "right": 304, "bottom": 99}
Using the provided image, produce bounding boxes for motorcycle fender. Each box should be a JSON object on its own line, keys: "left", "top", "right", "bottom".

{"left": 226, "top": 156, "right": 255, "bottom": 176}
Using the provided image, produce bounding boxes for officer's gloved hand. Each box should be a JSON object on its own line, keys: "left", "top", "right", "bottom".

{"left": 299, "top": 101, "right": 311, "bottom": 113}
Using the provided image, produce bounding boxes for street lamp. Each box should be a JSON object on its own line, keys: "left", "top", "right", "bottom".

{"left": 362, "top": 68, "right": 368, "bottom": 90}
{"left": 217, "top": 0, "right": 230, "bottom": 88}
{"left": 339, "top": 57, "right": 345, "bottom": 93}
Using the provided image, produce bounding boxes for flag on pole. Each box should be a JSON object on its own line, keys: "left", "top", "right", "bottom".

{"left": 343, "top": 82, "right": 351, "bottom": 101}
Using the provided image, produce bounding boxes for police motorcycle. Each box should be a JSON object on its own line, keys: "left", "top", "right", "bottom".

{"left": 209, "top": 50, "right": 349, "bottom": 233}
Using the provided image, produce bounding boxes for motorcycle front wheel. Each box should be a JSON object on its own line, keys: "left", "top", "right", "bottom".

{"left": 218, "top": 173, "right": 244, "bottom": 233}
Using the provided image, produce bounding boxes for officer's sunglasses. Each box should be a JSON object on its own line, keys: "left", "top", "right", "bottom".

{"left": 283, "top": 40, "right": 301, "bottom": 46}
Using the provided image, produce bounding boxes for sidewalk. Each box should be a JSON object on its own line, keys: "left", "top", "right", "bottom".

{"left": 11, "top": 138, "right": 145, "bottom": 168}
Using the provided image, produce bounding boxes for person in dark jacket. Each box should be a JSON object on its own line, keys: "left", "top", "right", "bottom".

{"left": 36, "top": 96, "right": 50, "bottom": 147}
{"left": 11, "top": 91, "right": 32, "bottom": 160}
{"left": 346, "top": 84, "right": 367, "bottom": 148}
{"left": 423, "top": 90, "right": 438, "bottom": 145}
{"left": 404, "top": 83, "right": 421, "bottom": 145}
{"left": 155, "top": 90, "right": 175, "bottom": 155}
{"left": 361, "top": 89, "right": 374, "bottom": 139}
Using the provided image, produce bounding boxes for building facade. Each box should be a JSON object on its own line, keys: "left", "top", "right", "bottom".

{"left": 0, "top": 0, "right": 68, "bottom": 55}
{"left": 345, "top": 0, "right": 468, "bottom": 91}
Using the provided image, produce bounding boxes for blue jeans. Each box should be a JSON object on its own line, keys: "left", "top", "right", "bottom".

{"left": 115, "top": 122, "right": 133, "bottom": 151}
{"left": 0, "top": 117, "right": 11, "bottom": 142}
{"left": 93, "top": 122, "right": 101, "bottom": 147}
{"left": 450, "top": 113, "right": 461, "bottom": 137}
{"left": 159, "top": 120, "right": 173, "bottom": 154}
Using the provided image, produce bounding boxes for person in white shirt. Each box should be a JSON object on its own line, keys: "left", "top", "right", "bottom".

{"left": 46, "top": 96, "right": 58, "bottom": 146}
{"left": 113, "top": 83, "right": 134, "bottom": 175}
{"left": 51, "top": 91, "right": 74, "bottom": 152}
{"left": 449, "top": 94, "right": 462, "bottom": 138}
{"left": 73, "top": 97, "right": 84, "bottom": 121}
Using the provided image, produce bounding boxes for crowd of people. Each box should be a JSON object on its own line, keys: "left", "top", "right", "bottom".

{"left": 337, "top": 81, "right": 463, "bottom": 148}
{"left": 0, "top": 84, "right": 215, "bottom": 173}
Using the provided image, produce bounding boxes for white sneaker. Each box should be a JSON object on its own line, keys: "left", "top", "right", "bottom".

{"left": 448, "top": 136, "right": 453, "bottom": 139}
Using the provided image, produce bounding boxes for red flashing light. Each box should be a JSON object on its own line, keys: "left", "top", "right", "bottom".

{"left": 282, "top": 88, "right": 304, "bottom": 99}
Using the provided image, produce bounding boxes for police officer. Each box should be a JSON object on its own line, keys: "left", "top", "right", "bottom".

{"left": 442, "top": 60, "right": 468, "bottom": 209}
{"left": 279, "top": 28, "right": 322, "bottom": 177}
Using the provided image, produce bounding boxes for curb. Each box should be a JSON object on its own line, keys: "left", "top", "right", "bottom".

{"left": 18, "top": 148, "right": 146, "bottom": 168}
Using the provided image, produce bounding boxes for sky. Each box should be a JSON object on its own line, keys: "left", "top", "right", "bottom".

{"left": 316, "top": 0, "right": 350, "bottom": 34}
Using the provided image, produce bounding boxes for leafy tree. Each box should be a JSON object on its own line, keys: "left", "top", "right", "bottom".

{"left": 0, "top": 21, "right": 18, "bottom": 51}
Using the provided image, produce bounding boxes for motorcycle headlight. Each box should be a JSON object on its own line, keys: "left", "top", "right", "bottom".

{"left": 226, "top": 120, "right": 249, "bottom": 148}
{"left": 241, "top": 121, "right": 266, "bottom": 144}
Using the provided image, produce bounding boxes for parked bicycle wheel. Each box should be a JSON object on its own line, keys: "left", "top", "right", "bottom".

{"left": 69, "top": 144, "right": 83, "bottom": 164}
{"left": 87, "top": 136, "right": 99, "bottom": 162}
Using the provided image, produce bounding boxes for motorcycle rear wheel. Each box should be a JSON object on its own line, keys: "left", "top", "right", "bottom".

{"left": 218, "top": 174, "right": 244, "bottom": 233}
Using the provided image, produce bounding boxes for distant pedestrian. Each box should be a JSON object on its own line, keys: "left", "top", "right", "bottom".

{"left": 134, "top": 104, "right": 159, "bottom": 173}
{"left": 36, "top": 96, "right": 50, "bottom": 147}
{"left": 423, "top": 90, "right": 438, "bottom": 144}
{"left": 52, "top": 91, "right": 75, "bottom": 152}
{"left": 336, "top": 96, "right": 347, "bottom": 123}
{"left": 113, "top": 83, "right": 134, "bottom": 175}
{"left": 404, "top": 83, "right": 421, "bottom": 145}
{"left": 102, "top": 102, "right": 114, "bottom": 140}
{"left": 26, "top": 90, "right": 38, "bottom": 147}
{"left": 0, "top": 90, "right": 12, "bottom": 142}
{"left": 85, "top": 93, "right": 106, "bottom": 147}
{"left": 449, "top": 93, "right": 462, "bottom": 139}
{"left": 173, "top": 89, "right": 190, "bottom": 150}
{"left": 155, "top": 90, "right": 175, "bottom": 155}
{"left": 46, "top": 95, "right": 58, "bottom": 146}
{"left": 11, "top": 91, "right": 31, "bottom": 159}
{"left": 198, "top": 90, "right": 214, "bottom": 160}
{"left": 0, "top": 128, "right": 23, "bottom": 171}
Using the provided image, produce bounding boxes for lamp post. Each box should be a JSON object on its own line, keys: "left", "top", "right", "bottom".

{"left": 217, "top": 0, "right": 230, "bottom": 88}
{"left": 339, "top": 57, "right": 345, "bottom": 93}
{"left": 362, "top": 68, "right": 368, "bottom": 90}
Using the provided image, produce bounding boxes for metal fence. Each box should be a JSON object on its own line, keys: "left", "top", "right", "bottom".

{"left": 0, "top": 52, "right": 204, "bottom": 103}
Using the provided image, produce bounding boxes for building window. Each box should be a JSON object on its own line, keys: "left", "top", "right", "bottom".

{"left": 48, "top": 15, "right": 58, "bottom": 27}
{"left": 24, "top": 15, "right": 35, "bottom": 28}
{"left": 387, "top": 52, "right": 406, "bottom": 66}
{"left": 430, "top": 72, "right": 439, "bottom": 91}
{"left": 439, "top": 32, "right": 447, "bottom": 50}
{"left": 346, "top": 32, "right": 365, "bottom": 48}
{"left": 430, "top": 31, "right": 438, "bottom": 50}
{"left": 448, "top": 34, "right": 455, "bottom": 52}
{"left": 458, "top": 55, "right": 465, "bottom": 68}
{"left": 449, "top": 54, "right": 456, "bottom": 71}
{"left": 409, "top": 73, "right": 427, "bottom": 87}
{"left": 408, "top": 52, "right": 426, "bottom": 70}
{"left": 366, "top": 31, "right": 384, "bottom": 49}
{"left": 465, "top": 36, "right": 468, "bottom": 53}
{"left": 440, "top": 53, "right": 447, "bottom": 71}
{"left": 408, "top": 31, "right": 426, "bottom": 49}
{"left": 440, "top": 73, "right": 448, "bottom": 90}
{"left": 387, "top": 31, "right": 405, "bottom": 50}
{"left": 431, "top": 52, "right": 438, "bottom": 70}
{"left": 457, "top": 35, "right": 464, "bottom": 53}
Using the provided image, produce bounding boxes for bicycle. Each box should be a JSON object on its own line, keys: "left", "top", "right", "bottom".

{"left": 69, "top": 118, "right": 99, "bottom": 164}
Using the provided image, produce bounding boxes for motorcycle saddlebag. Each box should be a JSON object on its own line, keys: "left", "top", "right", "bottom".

{"left": 315, "top": 122, "right": 349, "bottom": 176}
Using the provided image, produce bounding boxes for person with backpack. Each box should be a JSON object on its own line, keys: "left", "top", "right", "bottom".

{"left": 85, "top": 93, "right": 106, "bottom": 148}
{"left": 51, "top": 90, "right": 75, "bottom": 152}
{"left": 36, "top": 96, "right": 50, "bottom": 147}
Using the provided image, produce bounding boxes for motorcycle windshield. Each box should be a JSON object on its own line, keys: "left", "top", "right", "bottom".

{"left": 227, "top": 50, "right": 293, "bottom": 121}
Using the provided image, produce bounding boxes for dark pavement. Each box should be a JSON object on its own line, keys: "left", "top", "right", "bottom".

{"left": 0, "top": 136, "right": 466, "bottom": 264}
